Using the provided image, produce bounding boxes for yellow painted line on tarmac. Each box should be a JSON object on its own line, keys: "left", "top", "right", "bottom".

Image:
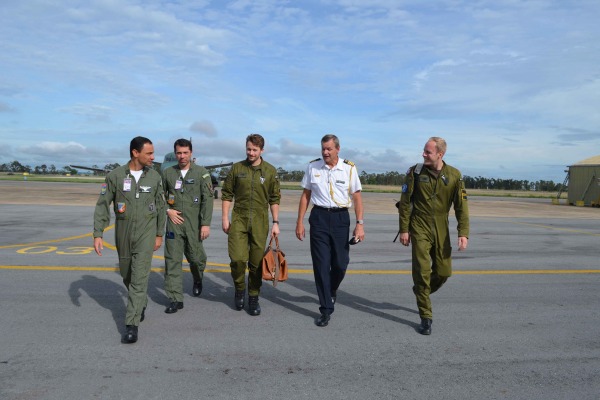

{"left": 453, "top": 269, "right": 600, "bottom": 275}
{"left": 1, "top": 265, "right": 599, "bottom": 275}
{"left": 0, "top": 225, "right": 116, "bottom": 249}
{"left": 0, "top": 232, "right": 93, "bottom": 249}
{"left": 345, "top": 269, "right": 600, "bottom": 275}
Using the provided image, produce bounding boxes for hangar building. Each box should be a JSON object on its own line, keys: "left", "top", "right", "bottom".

{"left": 567, "top": 155, "right": 600, "bottom": 206}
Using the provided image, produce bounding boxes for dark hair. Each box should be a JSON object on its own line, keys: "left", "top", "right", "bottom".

{"left": 246, "top": 133, "right": 265, "bottom": 150}
{"left": 321, "top": 134, "right": 340, "bottom": 149}
{"left": 174, "top": 138, "right": 192, "bottom": 152}
{"left": 130, "top": 136, "right": 152, "bottom": 158}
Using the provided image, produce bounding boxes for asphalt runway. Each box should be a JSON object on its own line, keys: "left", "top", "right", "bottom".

{"left": 1, "top": 182, "right": 599, "bottom": 399}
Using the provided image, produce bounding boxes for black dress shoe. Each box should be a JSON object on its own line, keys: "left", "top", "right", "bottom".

{"left": 418, "top": 318, "right": 432, "bottom": 335}
{"left": 315, "top": 314, "right": 330, "bottom": 327}
{"left": 122, "top": 325, "right": 138, "bottom": 344}
{"left": 248, "top": 296, "right": 261, "bottom": 316}
{"left": 140, "top": 307, "right": 146, "bottom": 322}
{"left": 234, "top": 290, "right": 245, "bottom": 310}
{"left": 331, "top": 290, "right": 337, "bottom": 304}
{"left": 164, "top": 301, "right": 184, "bottom": 314}
{"left": 192, "top": 280, "right": 203, "bottom": 297}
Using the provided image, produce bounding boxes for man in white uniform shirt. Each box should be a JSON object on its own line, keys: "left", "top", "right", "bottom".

{"left": 296, "top": 134, "right": 365, "bottom": 327}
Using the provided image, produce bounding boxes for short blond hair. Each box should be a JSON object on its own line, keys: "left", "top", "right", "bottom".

{"left": 428, "top": 136, "right": 447, "bottom": 154}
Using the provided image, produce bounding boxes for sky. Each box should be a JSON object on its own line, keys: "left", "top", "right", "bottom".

{"left": 1, "top": 0, "right": 599, "bottom": 182}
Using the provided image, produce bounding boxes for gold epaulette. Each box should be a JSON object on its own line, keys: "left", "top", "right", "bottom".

{"left": 343, "top": 159, "right": 355, "bottom": 166}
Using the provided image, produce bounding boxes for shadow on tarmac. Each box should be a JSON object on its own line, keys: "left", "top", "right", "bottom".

{"left": 68, "top": 274, "right": 128, "bottom": 335}
{"left": 67, "top": 269, "right": 421, "bottom": 334}
{"left": 264, "top": 277, "right": 421, "bottom": 329}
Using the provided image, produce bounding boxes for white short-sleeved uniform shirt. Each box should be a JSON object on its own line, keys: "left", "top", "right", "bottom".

{"left": 301, "top": 158, "right": 362, "bottom": 208}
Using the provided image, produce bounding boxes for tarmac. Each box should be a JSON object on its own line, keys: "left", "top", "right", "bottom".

{"left": 1, "top": 181, "right": 599, "bottom": 400}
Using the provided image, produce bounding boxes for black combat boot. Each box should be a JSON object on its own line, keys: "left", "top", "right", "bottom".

{"left": 248, "top": 296, "right": 261, "bottom": 316}
{"left": 418, "top": 318, "right": 432, "bottom": 335}
{"left": 122, "top": 325, "right": 138, "bottom": 344}
{"left": 234, "top": 290, "right": 245, "bottom": 310}
{"left": 192, "top": 280, "right": 202, "bottom": 297}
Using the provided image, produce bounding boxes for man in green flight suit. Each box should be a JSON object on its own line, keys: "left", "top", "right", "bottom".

{"left": 221, "top": 133, "right": 280, "bottom": 316}
{"left": 162, "top": 138, "right": 214, "bottom": 313}
{"left": 398, "top": 137, "right": 469, "bottom": 335}
{"left": 93, "top": 136, "right": 166, "bottom": 344}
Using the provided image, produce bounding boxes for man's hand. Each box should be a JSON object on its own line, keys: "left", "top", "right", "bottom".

{"left": 271, "top": 222, "right": 280, "bottom": 238}
{"left": 295, "top": 221, "right": 305, "bottom": 241}
{"left": 399, "top": 232, "right": 411, "bottom": 247}
{"left": 222, "top": 218, "right": 230, "bottom": 234}
{"left": 200, "top": 226, "right": 211, "bottom": 241}
{"left": 167, "top": 209, "right": 184, "bottom": 225}
{"left": 458, "top": 236, "right": 468, "bottom": 251}
{"left": 352, "top": 223, "right": 365, "bottom": 242}
{"left": 154, "top": 236, "right": 163, "bottom": 251}
{"left": 94, "top": 237, "right": 103, "bottom": 256}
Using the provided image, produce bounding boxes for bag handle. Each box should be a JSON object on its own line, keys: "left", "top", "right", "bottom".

{"left": 267, "top": 235, "right": 281, "bottom": 287}
{"left": 266, "top": 236, "right": 281, "bottom": 250}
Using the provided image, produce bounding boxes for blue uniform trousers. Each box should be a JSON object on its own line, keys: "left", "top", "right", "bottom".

{"left": 309, "top": 207, "right": 350, "bottom": 315}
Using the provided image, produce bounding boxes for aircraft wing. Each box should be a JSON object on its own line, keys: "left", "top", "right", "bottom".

{"left": 69, "top": 165, "right": 110, "bottom": 173}
{"left": 203, "top": 162, "right": 233, "bottom": 169}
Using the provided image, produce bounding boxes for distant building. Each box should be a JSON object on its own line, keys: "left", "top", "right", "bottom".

{"left": 567, "top": 155, "right": 600, "bottom": 206}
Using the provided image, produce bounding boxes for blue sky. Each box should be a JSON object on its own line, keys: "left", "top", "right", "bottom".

{"left": 1, "top": 0, "right": 599, "bottom": 182}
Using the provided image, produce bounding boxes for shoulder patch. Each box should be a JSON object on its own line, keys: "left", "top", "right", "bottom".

{"left": 202, "top": 173, "right": 210, "bottom": 179}
{"left": 310, "top": 158, "right": 321, "bottom": 163}
{"left": 343, "top": 159, "right": 355, "bottom": 166}
{"left": 414, "top": 163, "right": 423, "bottom": 174}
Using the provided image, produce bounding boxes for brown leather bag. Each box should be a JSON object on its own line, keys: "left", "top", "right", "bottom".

{"left": 261, "top": 236, "right": 288, "bottom": 286}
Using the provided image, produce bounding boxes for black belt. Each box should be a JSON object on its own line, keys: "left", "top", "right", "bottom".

{"left": 313, "top": 205, "right": 348, "bottom": 213}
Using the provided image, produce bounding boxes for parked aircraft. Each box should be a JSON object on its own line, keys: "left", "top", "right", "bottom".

{"left": 71, "top": 153, "right": 232, "bottom": 198}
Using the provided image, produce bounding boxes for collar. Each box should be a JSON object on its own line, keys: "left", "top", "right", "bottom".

{"left": 243, "top": 157, "right": 264, "bottom": 168}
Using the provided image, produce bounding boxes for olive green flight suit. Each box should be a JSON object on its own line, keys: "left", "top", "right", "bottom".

{"left": 162, "top": 164, "right": 214, "bottom": 302}
{"left": 221, "top": 158, "right": 280, "bottom": 296}
{"left": 93, "top": 165, "right": 166, "bottom": 326}
{"left": 399, "top": 161, "right": 469, "bottom": 320}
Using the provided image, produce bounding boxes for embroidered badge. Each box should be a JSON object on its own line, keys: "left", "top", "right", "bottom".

{"left": 117, "top": 202, "right": 126, "bottom": 213}
{"left": 401, "top": 184, "right": 408, "bottom": 193}
{"left": 260, "top": 176, "right": 265, "bottom": 184}
{"left": 168, "top": 194, "right": 175, "bottom": 205}
{"left": 139, "top": 186, "right": 151, "bottom": 193}
{"left": 100, "top": 183, "right": 107, "bottom": 195}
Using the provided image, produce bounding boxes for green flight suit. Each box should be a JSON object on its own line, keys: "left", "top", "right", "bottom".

{"left": 398, "top": 161, "right": 469, "bottom": 319}
{"left": 221, "top": 158, "right": 280, "bottom": 296}
{"left": 93, "top": 165, "right": 166, "bottom": 326}
{"left": 162, "top": 164, "right": 214, "bottom": 302}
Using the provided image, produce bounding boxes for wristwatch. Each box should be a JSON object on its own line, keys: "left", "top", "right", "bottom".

{"left": 356, "top": 220, "right": 364, "bottom": 224}
{"left": 273, "top": 220, "right": 279, "bottom": 224}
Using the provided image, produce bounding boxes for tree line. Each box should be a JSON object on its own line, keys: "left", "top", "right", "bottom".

{"left": 1, "top": 160, "right": 565, "bottom": 192}
{"left": 277, "top": 168, "right": 565, "bottom": 192}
